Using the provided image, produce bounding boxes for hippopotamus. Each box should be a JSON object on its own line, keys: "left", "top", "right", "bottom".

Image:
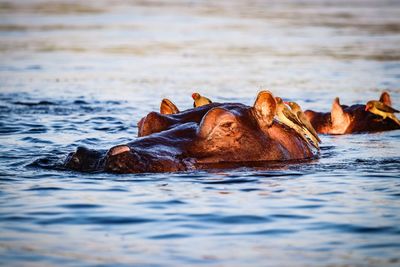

{"left": 64, "top": 91, "right": 317, "bottom": 173}
{"left": 304, "top": 92, "right": 400, "bottom": 134}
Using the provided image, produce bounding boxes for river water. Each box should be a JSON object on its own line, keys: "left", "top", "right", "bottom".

{"left": 1, "top": 0, "right": 400, "bottom": 266}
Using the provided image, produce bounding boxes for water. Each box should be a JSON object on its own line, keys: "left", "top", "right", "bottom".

{"left": 1, "top": 0, "right": 400, "bottom": 266}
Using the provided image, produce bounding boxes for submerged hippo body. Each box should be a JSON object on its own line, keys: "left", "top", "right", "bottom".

{"left": 304, "top": 92, "right": 400, "bottom": 134}
{"left": 65, "top": 96, "right": 316, "bottom": 173}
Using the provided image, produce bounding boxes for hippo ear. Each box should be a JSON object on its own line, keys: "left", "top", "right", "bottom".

{"left": 160, "top": 98, "right": 180, "bottom": 115}
{"left": 137, "top": 112, "right": 172, "bottom": 137}
{"left": 379, "top": 91, "right": 392, "bottom": 106}
{"left": 252, "top": 90, "right": 276, "bottom": 128}
{"left": 198, "top": 107, "right": 237, "bottom": 139}
{"left": 331, "top": 97, "right": 350, "bottom": 129}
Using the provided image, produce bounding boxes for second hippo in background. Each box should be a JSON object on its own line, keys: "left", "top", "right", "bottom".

{"left": 304, "top": 91, "right": 400, "bottom": 134}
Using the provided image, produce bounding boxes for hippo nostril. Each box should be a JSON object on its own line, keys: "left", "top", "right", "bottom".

{"left": 72, "top": 156, "right": 80, "bottom": 164}
{"left": 109, "top": 145, "right": 131, "bottom": 156}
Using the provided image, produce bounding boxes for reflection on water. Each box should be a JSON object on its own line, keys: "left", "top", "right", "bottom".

{"left": 1, "top": 0, "right": 400, "bottom": 266}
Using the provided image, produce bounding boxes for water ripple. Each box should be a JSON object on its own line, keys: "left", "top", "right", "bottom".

{"left": 200, "top": 178, "right": 257, "bottom": 184}
{"left": 271, "top": 214, "right": 312, "bottom": 220}
{"left": 357, "top": 243, "right": 400, "bottom": 249}
{"left": 12, "top": 101, "right": 56, "bottom": 106}
{"left": 188, "top": 214, "right": 270, "bottom": 224}
{"left": 25, "top": 187, "right": 64, "bottom": 191}
{"left": 308, "top": 222, "right": 399, "bottom": 234}
{"left": 59, "top": 204, "right": 102, "bottom": 209}
{"left": 216, "top": 228, "right": 296, "bottom": 236}
{"left": 150, "top": 233, "right": 190, "bottom": 239}
{"left": 36, "top": 216, "right": 154, "bottom": 225}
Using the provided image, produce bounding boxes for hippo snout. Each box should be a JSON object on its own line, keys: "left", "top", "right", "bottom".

{"left": 64, "top": 146, "right": 105, "bottom": 172}
{"left": 104, "top": 145, "right": 147, "bottom": 173}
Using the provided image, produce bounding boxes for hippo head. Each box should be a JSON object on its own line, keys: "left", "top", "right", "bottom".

{"left": 304, "top": 91, "right": 399, "bottom": 134}
{"left": 65, "top": 91, "right": 315, "bottom": 173}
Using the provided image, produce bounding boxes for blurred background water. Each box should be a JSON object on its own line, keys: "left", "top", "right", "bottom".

{"left": 1, "top": 0, "right": 400, "bottom": 266}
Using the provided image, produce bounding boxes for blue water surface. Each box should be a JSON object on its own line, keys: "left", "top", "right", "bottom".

{"left": 1, "top": 1, "right": 400, "bottom": 266}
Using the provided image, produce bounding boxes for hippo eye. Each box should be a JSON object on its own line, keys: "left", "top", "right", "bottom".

{"left": 220, "top": 121, "right": 235, "bottom": 128}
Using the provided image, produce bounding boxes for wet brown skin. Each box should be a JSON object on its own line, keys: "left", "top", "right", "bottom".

{"left": 304, "top": 92, "right": 399, "bottom": 134}
{"left": 65, "top": 102, "right": 315, "bottom": 174}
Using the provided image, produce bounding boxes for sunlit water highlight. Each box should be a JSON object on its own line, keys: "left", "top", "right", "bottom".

{"left": 1, "top": 1, "right": 400, "bottom": 266}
